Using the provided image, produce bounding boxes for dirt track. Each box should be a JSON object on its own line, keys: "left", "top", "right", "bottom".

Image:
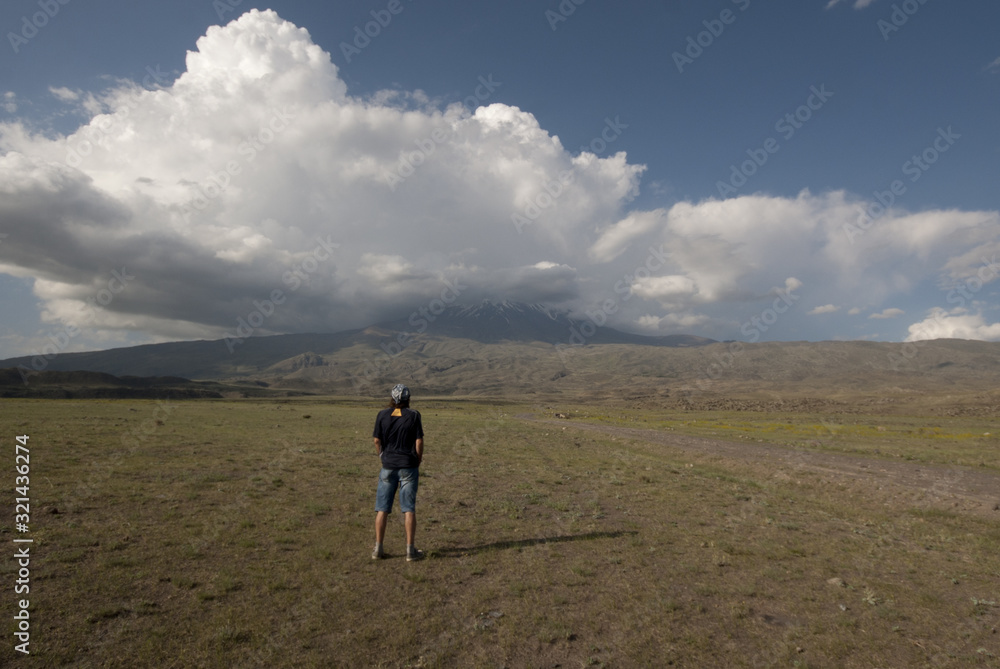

{"left": 522, "top": 415, "right": 1000, "bottom": 518}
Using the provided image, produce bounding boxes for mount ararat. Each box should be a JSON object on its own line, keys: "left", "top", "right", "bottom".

{"left": 1, "top": 302, "right": 997, "bottom": 409}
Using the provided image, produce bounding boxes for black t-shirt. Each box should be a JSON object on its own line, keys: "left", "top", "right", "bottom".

{"left": 373, "top": 407, "right": 424, "bottom": 469}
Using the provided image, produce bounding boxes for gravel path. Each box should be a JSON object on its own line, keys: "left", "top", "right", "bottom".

{"left": 521, "top": 415, "right": 1000, "bottom": 517}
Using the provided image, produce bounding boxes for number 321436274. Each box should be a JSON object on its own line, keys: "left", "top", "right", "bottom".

{"left": 15, "top": 435, "right": 30, "bottom": 525}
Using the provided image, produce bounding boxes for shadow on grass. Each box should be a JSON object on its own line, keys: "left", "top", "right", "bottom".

{"left": 431, "top": 530, "right": 638, "bottom": 558}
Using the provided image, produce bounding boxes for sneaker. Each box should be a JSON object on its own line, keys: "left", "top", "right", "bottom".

{"left": 406, "top": 547, "right": 425, "bottom": 562}
{"left": 371, "top": 545, "right": 384, "bottom": 560}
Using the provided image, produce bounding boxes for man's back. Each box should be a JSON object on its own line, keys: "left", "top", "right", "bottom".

{"left": 373, "top": 407, "right": 423, "bottom": 469}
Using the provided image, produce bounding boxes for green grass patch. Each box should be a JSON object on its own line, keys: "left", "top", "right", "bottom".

{"left": 571, "top": 408, "right": 1000, "bottom": 470}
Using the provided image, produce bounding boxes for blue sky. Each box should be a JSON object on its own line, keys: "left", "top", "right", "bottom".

{"left": 0, "top": 0, "right": 998, "bottom": 359}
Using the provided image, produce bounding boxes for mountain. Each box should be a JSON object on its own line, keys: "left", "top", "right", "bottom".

{"left": 0, "top": 331, "right": 365, "bottom": 381}
{"left": 2, "top": 302, "right": 998, "bottom": 409}
{"left": 377, "top": 300, "right": 713, "bottom": 347}
{"left": 0, "top": 301, "right": 713, "bottom": 382}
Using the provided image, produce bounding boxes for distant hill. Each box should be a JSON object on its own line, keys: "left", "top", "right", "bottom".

{"left": 0, "top": 368, "right": 238, "bottom": 399}
{"left": 0, "top": 301, "right": 713, "bottom": 381}
{"left": 0, "top": 331, "right": 365, "bottom": 381}
{"left": 1, "top": 302, "right": 998, "bottom": 409}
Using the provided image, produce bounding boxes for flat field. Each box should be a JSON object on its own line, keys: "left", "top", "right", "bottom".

{"left": 1, "top": 397, "right": 998, "bottom": 668}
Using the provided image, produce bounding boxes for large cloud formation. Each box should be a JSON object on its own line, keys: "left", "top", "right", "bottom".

{"left": 1, "top": 9, "right": 998, "bottom": 353}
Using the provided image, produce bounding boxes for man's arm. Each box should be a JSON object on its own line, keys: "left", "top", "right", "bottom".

{"left": 373, "top": 437, "right": 382, "bottom": 456}
{"left": 414, "top": 437, "right": 423, "bottom": 464}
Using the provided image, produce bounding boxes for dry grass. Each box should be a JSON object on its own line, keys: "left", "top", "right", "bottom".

{"left": 572, "top": 407, "right": 1000, "bottom": 471}
{"left": 1, "top": 397, "right": 998, "bottom": 667}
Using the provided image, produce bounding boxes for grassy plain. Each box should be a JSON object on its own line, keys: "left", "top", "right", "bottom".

{"left": 1, "top": 397, "right": 998, "bottom": 668}
{"left": 569, "top": 408, "right": 1000, "bottom": 471}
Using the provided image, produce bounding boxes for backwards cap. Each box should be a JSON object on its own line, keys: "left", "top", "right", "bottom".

{"left": 391, "top": 384, "right": 410, "bottom": 403}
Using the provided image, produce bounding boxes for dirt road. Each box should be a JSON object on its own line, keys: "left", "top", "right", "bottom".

{"left": 523, "top": 415, "right": 1000, "bottom": 518}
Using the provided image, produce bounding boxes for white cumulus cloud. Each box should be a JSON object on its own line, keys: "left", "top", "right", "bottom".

{"left": 906, "top": 308, "right": 1000, "bottom": 342}
{"left": 631, "top": 275, "right": 698, "bottom": 303}
{"left": 870, "top": 308, "right": 905, "bottom": 319}
{"left": 49, "top": 87, "right": 80, "bottom": 102}
{"left": 0, "top": 10, "right": 641, "bottom": 344}
{"left": 589, "top": 210, "right": 663, "bottom": 263}
{"left": 0, "top": 9, "right": 999, "bottom": 354}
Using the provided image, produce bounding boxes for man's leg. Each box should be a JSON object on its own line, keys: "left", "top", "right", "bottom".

{"left": 399, "top": 467, "right": 422, "bottom": 560}
{"left": 404, "top": 511, "right": 416, "bottom": 546}
{"left": 373, "top": 468, "right": 398, "bottom": 559}
{"left": 375, "top": 511, "right": 388, "bottom": 544}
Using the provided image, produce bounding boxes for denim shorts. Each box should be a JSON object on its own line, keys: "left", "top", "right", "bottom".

{"left": 374, "top": 467, "right": 419, "bottom": 514}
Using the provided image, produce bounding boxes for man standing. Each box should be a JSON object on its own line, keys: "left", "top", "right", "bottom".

{"left": 372, "top": 384, "right": 425, "bottom": 561}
